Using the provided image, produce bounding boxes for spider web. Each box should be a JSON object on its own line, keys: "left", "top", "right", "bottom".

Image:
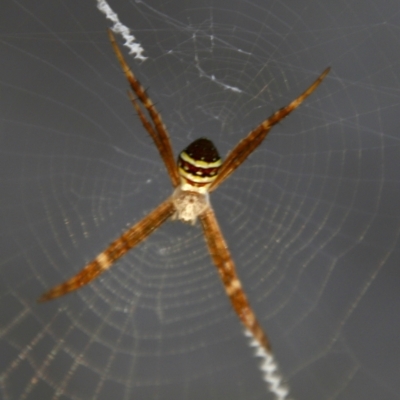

{"left": 1, "top": 1, "right": 399, "bottom": 399}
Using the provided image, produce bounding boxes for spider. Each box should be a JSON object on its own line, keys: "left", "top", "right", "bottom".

{"left": 39, "top": 29, "right": 330, "bottom": 355}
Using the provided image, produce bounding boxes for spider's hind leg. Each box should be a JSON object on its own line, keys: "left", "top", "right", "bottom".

{"left": 108, "top": 29, "right": 180, "bottom": 187}
{"left": 210, "top": 67, "right": 330, "bottom": 191}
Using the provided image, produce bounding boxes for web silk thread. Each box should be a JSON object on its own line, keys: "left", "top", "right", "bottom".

{"left": 97, "top": 0, "right": 147, "bottom": 61}
{"left": 245, "top": 330, "right": 292, "bottom": 400}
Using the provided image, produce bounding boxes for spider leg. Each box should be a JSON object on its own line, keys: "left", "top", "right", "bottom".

{"left": 38, "top": 198, "right": 175, "bottom": 302}
{"left": 127, "top": 90, "right": 165, "bottom": 154}
{"left": 199, "top": 207, "right": 272, "bottom": 353}
{"left": 108, "top": 29, "right": 180, "bottom": 187}
{"left": 209, "top": 67, "right": 330, "bottom": 191}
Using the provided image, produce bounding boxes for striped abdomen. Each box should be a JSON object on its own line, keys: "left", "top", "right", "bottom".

{"left": 178, "top": 138, "right": 222, "bottom": 193}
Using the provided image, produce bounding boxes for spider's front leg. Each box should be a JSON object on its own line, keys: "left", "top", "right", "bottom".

{"left": 199, "top": 207, "right": 272, "bottom": 353}
{"left": 38, "top": 198, "right": 175, "bottom": 302}
{"left": 171, "top": 137, "right": 271, "bottom": 349}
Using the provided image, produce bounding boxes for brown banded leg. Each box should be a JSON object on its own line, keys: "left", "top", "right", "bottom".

{"left": 108, "top": 29, "right": 180, "bottom": 187}
{"left": 38, "top": 198, "right": 175, "bottom": 302}
{"left": 209, "top": 67, "right": 330, "bottom": 191}
{"left": 199, "top": 207, "right": 272, "bottom": 353}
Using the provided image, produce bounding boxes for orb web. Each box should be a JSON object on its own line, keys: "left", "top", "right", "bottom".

{"left": 1, "top": 1, "right": 399, "bottom": 399}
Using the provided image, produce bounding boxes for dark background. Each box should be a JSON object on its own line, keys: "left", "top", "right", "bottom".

{"left": 1, "top": 1, "right": 399, "bottom": 399}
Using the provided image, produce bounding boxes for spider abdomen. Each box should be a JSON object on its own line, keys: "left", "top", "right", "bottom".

{"left": 178, "top": 138, "right": 222, "bottom": 193}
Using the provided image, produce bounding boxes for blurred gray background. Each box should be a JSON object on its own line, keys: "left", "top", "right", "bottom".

{"left": 1, "top": 1, "right": 399, "bottom": 399}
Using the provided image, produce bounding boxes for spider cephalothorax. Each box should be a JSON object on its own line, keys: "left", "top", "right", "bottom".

{"left": 39, "top": 29, "right": 330, "bottom": 375}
